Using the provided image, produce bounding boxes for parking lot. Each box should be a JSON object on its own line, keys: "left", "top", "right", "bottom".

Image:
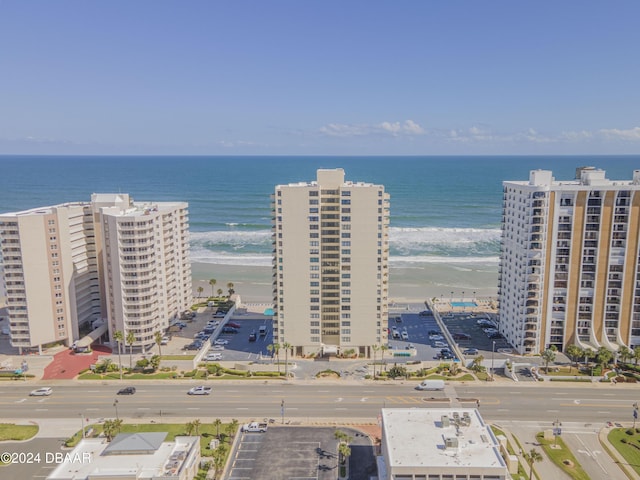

{"left": 226, "top": 427, "right": 375, "bottom": 480}
{"left": 387, "top": 310, "right": 513, "bottom": 364}
{"left": 163, "top": 309, "right": 275, "bottom": 362}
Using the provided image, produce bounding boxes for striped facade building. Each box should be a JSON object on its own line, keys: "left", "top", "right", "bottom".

{"left": 272, "top": 169, "right": 390, "bottom": 357}
{"left": 499, "top": 167, "right": 640, "bottom": 355}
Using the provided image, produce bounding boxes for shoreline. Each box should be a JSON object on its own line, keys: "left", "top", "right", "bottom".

{"left": 190, "top": 261, "right": 498, "bottom": 305}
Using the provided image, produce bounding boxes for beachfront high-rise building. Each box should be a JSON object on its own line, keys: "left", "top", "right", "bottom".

{"left": 271, "top": 169, "right": 390, "bottom": 357}
{"left": 0, "top": 203, "right": 101, "bottom": 354}
{"left": 93, "top": 194, "right": 191, "bottom": 349}
{"left": 0, "top": 194, "right": 191, "bottom": 353}
{"left": 499, "top": 167, "right": 640, "bottom": 355}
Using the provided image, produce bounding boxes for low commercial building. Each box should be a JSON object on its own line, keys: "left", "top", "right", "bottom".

{"left": 379, "top": 408, "right": 509, "bottom": 480}
{"left": 47, "top": 432, "right": 200, "bottom": 480}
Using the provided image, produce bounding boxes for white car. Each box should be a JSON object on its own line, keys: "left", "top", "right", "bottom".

{"left": 214, "top": 339, "right": 229, "bottom": 345}
{"left": 205, "top": 353, "right": 223, "bottom": 361}
{"left": 401, "top": 331, "right": 409, "bottom": 340}
{"left": 30, "top": 387, "right": 53, "bottom": 396}
{"left": 211, "top": 345, "right": 225, "bottom": 350}
{"left": 187, "top": 386, "right": 212, "bottom": 396}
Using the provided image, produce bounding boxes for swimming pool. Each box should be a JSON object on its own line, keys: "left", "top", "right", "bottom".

{"left": 450, "top": 301, "right": 477, "bottom": 308}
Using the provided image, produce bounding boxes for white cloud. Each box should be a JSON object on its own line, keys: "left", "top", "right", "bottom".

{"left": 319, "top": 123, "right": 370, "bottom": 137}
{"left": 319, "top": 120, "right": 426, "bottom": 138}
{"left": 598, "top": 127, "right": 640, "bottom": 141}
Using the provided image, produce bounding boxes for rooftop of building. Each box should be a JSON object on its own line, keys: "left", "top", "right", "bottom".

{"left": 382, "top": 408, "right": 505, "bottom": 470}
{"left": 47, "top": 432, "right": 199, "bottom": 480}
{"left": 0, "top": 202, "right": 90, "bottom": 218}
{"left": 504, "top": 167, "right": 640, "bottom": 189}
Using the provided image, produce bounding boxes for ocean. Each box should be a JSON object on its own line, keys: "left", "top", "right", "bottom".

{"left": 1, "top": 155, "right": 639, "bottom": 301}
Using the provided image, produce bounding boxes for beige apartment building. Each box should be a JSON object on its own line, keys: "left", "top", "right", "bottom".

{"left": 0, "top": 203, "right": 101, "bottom": 353}
{"left": 499, "top": 167, "right": 640, "bottom": 355}
{"left": 0, "top": 194, "right": 191, "bottom": 353}
{"left": 272, "top": 169, "right": 390, "bottom": 357}
{"left": 93, "top": 194, "right": 191, "bottom": 349}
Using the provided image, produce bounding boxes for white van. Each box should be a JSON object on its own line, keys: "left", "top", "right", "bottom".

{"left": 416, "top": 379, "right": 445, "bottom": 391}
{"left": 259, "top": 325, "right": 267, "bottom": 336}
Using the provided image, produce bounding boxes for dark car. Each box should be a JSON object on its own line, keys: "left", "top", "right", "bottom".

{"left": 463, "top": 348, "right": 479, "bottom": 355}
{"left": 488, "top": 332, "right": 503, "bottom": 339}
{"left": 452, "top": 332, "right": 471, "bottom": 340}
{"left": 428, "top": 329, "right": 441, "bottom": 336}
{"left": 249, "top": 331, "right": 257, "bottom": 342}
{"left": 222, "top": 327, "right": 238, "bottom": 334}
{"left": 419, "top": 310, "right": 431, "bottom": 316}
{"left": 117, "top": 387, "right": 136, "bottom": 395}
{"left": 394, "top": 316, "right": 402, "bottom": 323}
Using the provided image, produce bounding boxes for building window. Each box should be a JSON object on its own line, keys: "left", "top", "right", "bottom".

{"left": 341, "top": 337, "right": 350, "bottom": 342}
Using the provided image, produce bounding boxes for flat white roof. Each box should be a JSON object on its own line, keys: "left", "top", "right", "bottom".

{"left": 47, "top": 434, "right": 199, "bottom": 480}
{"left": 382, "top": 408, "right": 505, "bottom": 470}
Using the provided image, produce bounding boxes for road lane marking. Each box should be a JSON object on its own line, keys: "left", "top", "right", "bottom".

{"left": 547, "top": 410, "right": 560, "bottom": 413}
{"left": 35, "top": 408, "right": 48, "bottom": 411}
{"left": 236, "top": 407, "right": 249, "bottom": 410}
{"left": 187, "top": 407, "right": 200, "bottom": 410}
{"left": 15, "top": 399, "right": 26, "bottom": 403}
{"left": 335, "top": 408, "right": 348, "bottom": 410}
{"left": 137, "top": 407, "right": 150, "bottom": 410}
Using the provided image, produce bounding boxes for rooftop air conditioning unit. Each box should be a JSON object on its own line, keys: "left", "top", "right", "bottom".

{"left": 445, "top": 437, "right": 459, "bottom": 449}
{"left": 441, "top": 415, "right": 450, "bottom": 427}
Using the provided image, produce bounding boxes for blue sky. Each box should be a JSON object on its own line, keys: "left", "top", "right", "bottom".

{"left": 0, "top": 1, "right": 639, "bottom": 155}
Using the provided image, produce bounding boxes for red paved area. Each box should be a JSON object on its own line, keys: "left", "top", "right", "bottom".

{"left": 42, "top": 345, "right": 112, "bottom": 380}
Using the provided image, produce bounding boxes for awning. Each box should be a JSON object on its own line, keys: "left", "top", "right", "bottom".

{"left": 76, "top": 323, "right": 108, "bottom": 348}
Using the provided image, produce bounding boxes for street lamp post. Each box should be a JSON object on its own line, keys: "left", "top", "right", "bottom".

{"left": 113, "top": 399, "right": 119, "bottom": 421}
{"left": 553, "top": 419, "right": 562, "bottom": 447}
{"left": 281, "top": 399, "right": 285, "bottom": 425}
{"left": 80, "top": 413, "right": 85, "bottom": 439}
{"left": 634, "top": 403, "right": 638, "bottom": 428}
{"left": 491, "top": 341, "right": 496, "bottom": 380}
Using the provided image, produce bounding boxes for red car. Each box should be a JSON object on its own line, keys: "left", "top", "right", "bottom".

{"left": 227, "top": 322, "right": 241, "bottom": 329}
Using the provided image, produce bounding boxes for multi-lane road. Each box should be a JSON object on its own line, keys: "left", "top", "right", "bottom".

{"left": 1, "top": 381, "right": 637, "bottom": 425}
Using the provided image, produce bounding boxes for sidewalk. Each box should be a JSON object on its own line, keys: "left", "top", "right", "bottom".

{"left": 498, "top": 424, "right": 570, "bottom": 480}
{"left": 599, "top": 424, "right": 640, "bottom": 480}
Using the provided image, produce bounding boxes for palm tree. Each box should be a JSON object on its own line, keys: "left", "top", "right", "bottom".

{"left": 597, "top": 347, "right": 613, "bottom": 373}
{"left": 227, "top": 282, "right": 235, "bottom": 296}
{"left": 380, "top": 344, "right": 389, "bottom": 371}
{"left": 524, "top": 448, "right": 543, "bottom": 479}
{"left": 197, "top": 286, "right": 204, "bottom": 298}
{"left": 618, "top": 345, "right": 632, "bottom": 366}
{"left": 126, "top": 330, "right": 136, "bottom": 369}
{"left": 338, "top": 442, "right": 351, "bottom": 466}
{"left": 154, "top": 331, "right": 163, "bottom": 358}
{"left": 634, "top": 346, "right": 640, "bottom": 365}
{"left": 217, "top": 288, "right": 223, "bottom": 297}
{"left": 113, "top": 330, "right": 124, "bottom": 380}
{"left": 372, "top": 345, "right": 380, "bottom": 379}
{"left": 541, "top": 348, "right": 556, "bottom": 374}
{"left": 565, "top": 344, "right": 582, "bottom": 373}
{"left": 213, "top": 450, "right": 225, "bottom": 479}
{"left": 103, "top": 418, "right": 123, "bottom": 442}
{"left": 192, "top": 419, "right": 201, "bottom": 435}
{"left": 269, "top": 343, "right": 281, "bottom": 374}
{"left": 283, "top": 342, "right": 291, "bottom": 378}
{"left": 185, "top": 421, "right": 195, "bottom": 436}
{"left": 471, "top": 354, "right": 485, "bottom": 373}
{"left": 228, "top": 419, "right": 239, "bottom": 441}
{"left": 213, "top": 418, "right": 222, "bottom": 439}
{"left": 209, "top": 278, "right": 217, "bottom": 297}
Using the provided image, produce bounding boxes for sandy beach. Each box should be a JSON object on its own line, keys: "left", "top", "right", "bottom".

{"left": 191, "top": 261, "right": 498, "bottom": 305}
